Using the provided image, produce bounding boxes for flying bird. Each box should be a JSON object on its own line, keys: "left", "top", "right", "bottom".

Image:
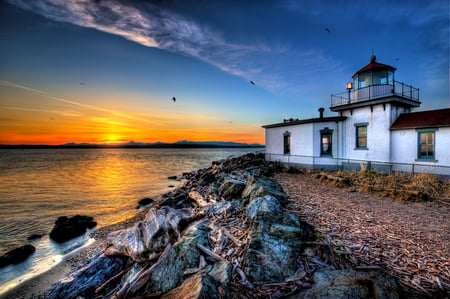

{"left": 325, "top": 28, "right": 331, "bottom": 33}
{"left": 250, "top": 81, "right": 255, "bottom": 85}
{"left": 172, "top": 97, "right": 176, "bottom": 102}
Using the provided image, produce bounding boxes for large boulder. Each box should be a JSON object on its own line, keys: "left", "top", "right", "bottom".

{"left": 146, "top": 220, "right": 211, "bottom": 294}
{"left": 218, "top": 177, "right": 246, "bottom": 200}
{"left": 296, "top": 269, "right": 401, "bottom": 299}
{"left": 246, "top": 195, "right": 283, "bottom": 220}
{"left": 243, "top": 195, "right": 316, "bottom": 282}
{"left": 0, "top": 244, "right": 35, "bottom": 268}
{"left": 49, "top": 215, "right": 97, "bottom": 243}
{"left": 242, "top": 176, "right": 289, "bottom": 205}
{"left": 161, "top": 261, "right": 232, "bottom": 299}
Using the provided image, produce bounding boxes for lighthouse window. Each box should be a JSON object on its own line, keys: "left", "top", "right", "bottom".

{"left": 417, "top": 130, "right": 435, "bottom": 160}
{"left": 283, "top": 131, "right": 291, "bottom": 155}
{"left": 355, "top": 123, "right": 368, "bottom": 150}
{"left": 320, "top": 128, "right": 333, "bottom": 156}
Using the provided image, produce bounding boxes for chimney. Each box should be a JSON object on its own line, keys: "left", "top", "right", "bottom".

{"left": 318, "top": 107, "right": 325, "bottom": 119}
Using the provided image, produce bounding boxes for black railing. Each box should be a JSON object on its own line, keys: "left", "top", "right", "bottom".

{"left": 264, "top": 152, "right": 450, "bottom": 178}
{"left": 331, "top": 81, "right": 419, "bottom": 107}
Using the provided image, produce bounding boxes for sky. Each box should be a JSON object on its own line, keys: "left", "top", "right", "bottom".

{"left": 0, "top": 0, "right": 448, "bottom": 145}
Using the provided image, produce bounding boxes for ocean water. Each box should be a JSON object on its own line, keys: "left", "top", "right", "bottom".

{"left": 0, "top": 147, "right": 258, "bottom": 294}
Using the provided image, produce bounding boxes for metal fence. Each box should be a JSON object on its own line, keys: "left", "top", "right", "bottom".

{"left": 264, "top": 152, "right": 450, "bottom": 179}
{"left": 331, "top": 81, "right": 420, "bottom": 107}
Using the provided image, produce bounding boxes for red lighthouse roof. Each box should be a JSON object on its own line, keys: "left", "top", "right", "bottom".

{"left": 352, "top": 55, "right": 396, "bottom": 79}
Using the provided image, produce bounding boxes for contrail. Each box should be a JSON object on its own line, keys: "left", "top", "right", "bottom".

{"left": 0, "top": 80, "right": 144, "bottom": 122}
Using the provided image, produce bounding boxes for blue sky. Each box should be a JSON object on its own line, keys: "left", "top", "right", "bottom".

{"left": 0, "top": 0, "right": 448, "bottom": 145}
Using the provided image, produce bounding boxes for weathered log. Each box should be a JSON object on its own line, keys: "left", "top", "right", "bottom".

{"left": 197, "top": 243, "right": 224, "bottom": 261}
{"left": 106, "top": 207, "right": 195, "bottom": 262}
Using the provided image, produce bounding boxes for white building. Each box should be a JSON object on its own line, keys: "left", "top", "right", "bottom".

{"left": 263, "top": 56, "right": 450, "bottom": 176}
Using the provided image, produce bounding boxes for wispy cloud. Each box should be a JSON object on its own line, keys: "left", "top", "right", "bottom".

{"left": 7, "top": 0, "right": 335, "bottom": 96}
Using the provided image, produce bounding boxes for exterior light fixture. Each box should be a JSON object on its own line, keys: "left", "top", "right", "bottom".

{"left": 346, "top": 82, "right": 353, "bottom": 90}
{"left": 346, "top": 82, "right": 353, "bottom": 103}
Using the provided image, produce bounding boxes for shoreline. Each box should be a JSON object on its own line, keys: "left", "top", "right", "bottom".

{"left": 1, "top": 209, "right": 149, "bottom": 299}
{"left": 2, "top": 157, "right": 448, "bottom": 298}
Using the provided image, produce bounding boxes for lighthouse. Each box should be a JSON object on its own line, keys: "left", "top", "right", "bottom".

{"left": 262, "top": 56, "right": 450, "bottom": 174}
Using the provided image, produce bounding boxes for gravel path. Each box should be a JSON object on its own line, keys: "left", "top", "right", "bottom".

{"left": 275, "top": 172, "right": 450, "bottom": 297}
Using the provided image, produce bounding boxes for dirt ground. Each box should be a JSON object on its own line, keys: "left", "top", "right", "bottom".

{"left": 274, "top": 171, "right": 450, "bottom": 297}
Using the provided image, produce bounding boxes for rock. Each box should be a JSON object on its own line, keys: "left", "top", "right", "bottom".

{"left": 243, "top": 196, "right": 315, "bottom": 282}
{"left": 295, "top": 269, "right": 400, "bottom": 299}
{"left": 218, "top": 177, "right": 246, "bottom": 200}
{"left": 161, "top": 259, "right": 232, "bottom": 299}
{"left": 168, "top": 175, "right": 177, "bottom": 180}
{"left": 49, "top": 215, "right": 97, "bottom": 243}
{"left": 138, "top": 197, "right": 154, "bottom": 206}
{"left": 0, "top": 244, "right": 35, "bottom": 268}
{"left": 161, "top": 273, "right": 221, "bottom": 299}
{"left": 160, "top": 188, "right": 194, "bottom": 209}
{"left": 47, "top": 251, "right": 131, "bottom": 299}
{"left": 105, "top": 206, "right": 196, "bottom": 262}
{"left": 27, "top": 233, "right": 44, "bottom": 240}
{"left": 146, "top": 220, "right": 212, "bottom": 294}
{"left": 246, "top": 195, "right": 283, "bottom": 220}
{"left": 242, "top": 176, "right": 289, "bottom": 205}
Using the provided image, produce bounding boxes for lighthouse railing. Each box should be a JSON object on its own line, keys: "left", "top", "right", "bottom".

{"left": 331, "top": 81, "right": 419, "bottom": 107}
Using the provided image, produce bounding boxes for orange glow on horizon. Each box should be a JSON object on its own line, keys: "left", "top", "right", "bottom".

{"left": 0, "top": 80, "right": 265, "bottom": 146}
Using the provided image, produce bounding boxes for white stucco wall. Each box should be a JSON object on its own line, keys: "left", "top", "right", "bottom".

{"left": 391, "top": 127, "right": 450, "bottom": 166}
{"left": 341, "top": 104, "right": 392, "bottom": 162}
{"left": 264, "top": 123, "right": 313, "bottom": 157}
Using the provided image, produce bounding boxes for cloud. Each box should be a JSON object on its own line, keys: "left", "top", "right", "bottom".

{"left": 7, "top": 0, "right": 335, "bottom": 97}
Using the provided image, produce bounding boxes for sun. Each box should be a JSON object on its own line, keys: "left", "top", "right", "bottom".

{"left": 103, "top": 134, "right": 125, "bottom": 144}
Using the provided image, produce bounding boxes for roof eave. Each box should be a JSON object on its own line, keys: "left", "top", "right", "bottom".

{"left": 262, "top": 116, "right": 347, "bottom": 129}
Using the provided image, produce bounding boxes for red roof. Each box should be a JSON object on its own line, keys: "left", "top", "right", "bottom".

{"left": 391, "top": 108, "right": 450, "bottom": 130}
{"left": 352, "top": 56, "right": 396, "bottom": 78}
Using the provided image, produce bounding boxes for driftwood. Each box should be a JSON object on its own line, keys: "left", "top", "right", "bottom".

{"left": 95, "top": 262, "right": 136, "bottom": 294}
{"left": 197, "top": 243, "right": 225, "bottom": 262}
{"left": 113, "top": 243, "right": 172, "bottom": 299}
{"left": 106, "top": 207, "right": 195, "bottom": 262}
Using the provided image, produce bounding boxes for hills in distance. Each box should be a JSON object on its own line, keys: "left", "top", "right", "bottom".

{"left": 0, "top": 140, "right": 264, "bottom": 149}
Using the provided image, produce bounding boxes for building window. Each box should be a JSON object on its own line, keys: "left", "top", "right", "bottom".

{"left": 417, "top": 130, "right": 435, "bottom": 160}
{"left": 283, "top": 131, "right": 291, "bottom": 155}
{"left": 320, "top": 127, "right": 333, "bottom": 156}
{"left": 355, "top": 123, "right": 368, "bottom": 149}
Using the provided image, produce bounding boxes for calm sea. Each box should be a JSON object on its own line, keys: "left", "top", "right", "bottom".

{"left": 0, "top": 148, "right": 258, "bottom": 294}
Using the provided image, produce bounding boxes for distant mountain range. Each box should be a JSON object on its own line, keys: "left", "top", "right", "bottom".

{"left": 0, "top": 141, "right": 265, "bottom": 149}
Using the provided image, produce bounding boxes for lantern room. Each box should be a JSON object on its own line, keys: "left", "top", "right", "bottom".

{"left": 330, "top": 56, "right": 420, "bottom": 111}
{"left": 352, "top": 55, "right": 395, "bottom": 89}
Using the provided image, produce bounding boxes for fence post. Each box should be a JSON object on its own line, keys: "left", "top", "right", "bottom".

{"left": 412, "top": 164, "right": 415, "bottom": 175}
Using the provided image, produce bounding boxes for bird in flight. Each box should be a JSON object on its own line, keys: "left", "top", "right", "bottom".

{"left": 250, "top": 81, "right": 255, "bottom": 85}
{"left": 325, "top": 28, "right": 331, "bottom": 33}
{"left": 172, "top": 97, "right": 176, "bottom": 102}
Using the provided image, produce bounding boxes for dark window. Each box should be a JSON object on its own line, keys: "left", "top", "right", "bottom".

{"left": 418, "top": 131, "right": 435, "bottom": 160}
{"left": 356, "top": 125, "right": 367, "bottom": 149}
{"left": 283, "top": 132, "right": 290, "bottom": 155}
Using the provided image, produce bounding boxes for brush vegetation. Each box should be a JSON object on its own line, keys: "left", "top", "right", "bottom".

{"left": 314, "top": 170, "right": 450, "bottom": 202}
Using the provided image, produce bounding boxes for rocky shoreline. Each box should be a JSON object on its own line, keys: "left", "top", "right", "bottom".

{"left": 2, "top": 153, "right": 438, "bottom": 298}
